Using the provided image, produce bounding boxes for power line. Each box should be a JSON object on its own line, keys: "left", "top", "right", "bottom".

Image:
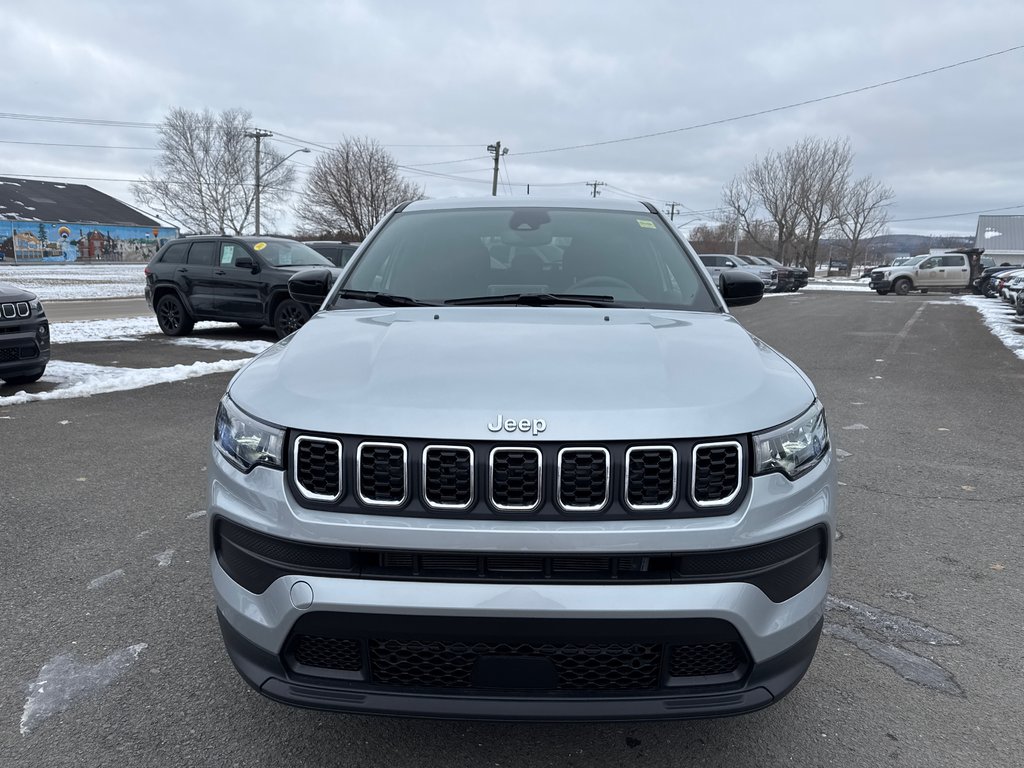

{"left": 0, "top": 111, "right": 158, "bottom": 129}
{"left": 890, "top": 203, "right": 1024, "bottom": 222}
{"left": 0, "top": 139, "right": 159, "bottom": 151}
{"left": 514, "top": 43, "right": 1024, "bottom": 157}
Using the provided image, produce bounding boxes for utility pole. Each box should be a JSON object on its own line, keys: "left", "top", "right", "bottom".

{"left": 245, "top": 128, "right": 272, "bottom": 235}
{"left": 586, "top": 181, "right": 605, "bottom": 198}
{"left": 665, "top": 202, "right": 680, "bottom": 220}
{"left": 487, "top": 141, "right": 508, "bottom": 196}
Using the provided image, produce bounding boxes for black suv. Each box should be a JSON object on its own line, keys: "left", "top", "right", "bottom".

{"left": 0, "top": 282, "right": 50, "bottom": 385}
{"left": 305, "top": 241, "right": 360, "bottom": 268}
{"left": 144, "top": 236, "right": 339, "bottom": 339}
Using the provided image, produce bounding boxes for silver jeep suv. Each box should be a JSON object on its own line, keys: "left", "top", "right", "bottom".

{"left": 209, "top": 198, "right": 836, "bottom": 721}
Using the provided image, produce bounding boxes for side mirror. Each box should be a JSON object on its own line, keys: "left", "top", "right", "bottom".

{"left": 235, "top": 256, "right": 259, "bottom": 273}
{"left": 724, "top": 261, "right": 735, "bottom": 268}
{"left": 719, "top": 270, "right": 764, "bottom": 307}
{"left": 288, "top": 268, "right": 336, "bottom": 305}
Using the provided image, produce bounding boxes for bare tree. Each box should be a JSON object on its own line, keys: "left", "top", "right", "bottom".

{"left": 296, "top": 136, "right": 425, "bottom": 239}
{"left": 837, "top": 175, "right": 895, "bottom": 265}
{"left": 791, "top": 137, "right": 853, "bottom": 272}
{"left": 722, "top": 136, "right": 893, "bottom": 272}
{"left": 724, "top": 151, "right": 800, "bottom": 261}
{"left": 132, "top": 107, "right": 296, "bottom": 234}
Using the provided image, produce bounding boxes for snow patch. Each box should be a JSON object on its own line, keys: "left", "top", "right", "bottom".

{"left": 87, "top": 569, "right": 125, "bottom": 590}
{"left": 958, "top": 296, "right": 1024, "bottom": 361}
{"left": 153, "top": 549, "right": 174, "bottom": 567}
{"left": 20, "top": 644, "right": 147, "bottom": 735}
{"left": 0, "top": 358, "right": 251, "bottom": 407}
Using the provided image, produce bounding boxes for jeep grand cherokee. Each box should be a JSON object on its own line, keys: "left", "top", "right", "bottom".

{"left": 209, "top": 198, "right": 836, "bottom": 720}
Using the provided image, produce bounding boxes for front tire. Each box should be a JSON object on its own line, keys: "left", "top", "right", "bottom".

{"left": 273, "top": 299, "right": 310, "bottom": 339}
{"left": 156, "top": 294, "right": 195, "bottom": 336}
{"left": 876, "top": 289, "right": 889, "bottom": 295}
{"left": 894, "top": 278, "right": 912, "bottom": 296}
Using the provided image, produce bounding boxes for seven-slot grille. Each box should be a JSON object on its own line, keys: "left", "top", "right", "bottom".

{"left": 557, "top": 447, "right": 610, "bottom": 511}
{"left": 1, "top": 302, "right": 30, "bottom": 320}
{"left": 422, "top": 446, "right": 474, "bottom": 510}
{"left": 357, "top": 442, "right": 408, "bottom": 506}
{"left": 692, "top": 441, "right": 742, "bottom": 507}
{"left": 294, "top": 436, "right": 343, "bottom": 502}
{"left": 625, "top": 446, "right": 677, "bottom": 510}
{"left": 490, "top": 447, "right": 542, "bottom": 511}
{"left": 291, "top": 438, "right": 746, "bottom": 515}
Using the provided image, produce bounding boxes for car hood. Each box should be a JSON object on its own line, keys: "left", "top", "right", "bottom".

{"left": 228, "top": 307, "right": 816, "bottom": 441}
{"left": 0, "top": 282, "right": 38, "bottom": 302}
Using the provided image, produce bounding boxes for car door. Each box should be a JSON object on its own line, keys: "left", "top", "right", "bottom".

{"left": 215, "top": 241, "right": 266, "bottom": 321}
{"left": 913, "top": 257, "right": 943, "bottom": 290}
{"left": 181, "top": 240, "right": 218, "bottom": 315}
{"left": 940, "top": 255, "right": 970, "bottom": 289}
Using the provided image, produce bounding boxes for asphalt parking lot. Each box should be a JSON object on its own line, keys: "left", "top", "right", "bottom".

{"left": 2, "top": 292, "right": 1023, "bottom": 768}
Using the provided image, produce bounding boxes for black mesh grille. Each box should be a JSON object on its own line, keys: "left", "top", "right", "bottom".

{"left": 490, "top": 449, "right": 541, "bottom": 509}
{"left": 424, "top": 447, "right": 473, "bottom": 508}
{"left": 358, "top": 443, "right": 407, "bottom": 504}
{"left": 626, "top": 448, "right": 676, "bottom": 508}
{"left": 0, "top": 345, "right": 36, "bottom": 362}
{"left": 693, "top": 443, "right": 740, "bottom": 503}
{"left": 369, "top": 638, "right": 661, "bottom": 691}
{"left": 0, "top": 302, "right": 29, "bottom": 319}
{"left": 558, "top": 449, "right": 609, "bottom": 510}
{"left": 295, "top": 437, "right": 341, "bottom": 499}
{"left": 369, "top": 551, "right": 672, "bottom": 581}
{"left": 292, "top": 635, "right": 362, "bottom": 671}
{"left": 669, "top": 642, "right": 743, "bottom": 677}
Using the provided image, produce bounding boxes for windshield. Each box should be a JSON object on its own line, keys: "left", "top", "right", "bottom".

{"left": 902, "top": 255, "right": 928, "bottom": 267}
{"left": 251, "top": 240, "right": 332, "bottom": 267}
{"left": 333, "top": 207, "right": 719, "bottom": 312}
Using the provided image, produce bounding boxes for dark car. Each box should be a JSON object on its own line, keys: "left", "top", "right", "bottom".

{"left": 0, "top": 282, "right": 50, "bottom": 386}
{"left": 144, "top": 236, "right": 340, "bottom": 339}
{"left": 759, "top": 256, "right": 807, "bottom": 290}
{"left": 306, "top": 241, "right": 361, "bottom": 268}
{"left": 974, "top": 265, "right": 1021, "bottom": 297}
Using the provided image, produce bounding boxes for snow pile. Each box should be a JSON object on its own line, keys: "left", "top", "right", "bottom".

{"left": 0, "top": 264, "right": 146, "bottom": 300}
{"left": 959, "top": 296, "right": 1024, "bottom": 361}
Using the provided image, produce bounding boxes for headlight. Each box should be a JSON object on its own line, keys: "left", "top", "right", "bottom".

{"left": 214, "top": 396, "right": 285, "bottom": 472}
{"left": 753, "top": 400, "right": 829, "bottom": 480}
{"left": 29, "top": 299, "right": 43, "bottom": 313}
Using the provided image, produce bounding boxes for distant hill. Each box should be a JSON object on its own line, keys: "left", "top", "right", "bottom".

{"left": 824, "top": 233, "right": 974, "bottom": 257}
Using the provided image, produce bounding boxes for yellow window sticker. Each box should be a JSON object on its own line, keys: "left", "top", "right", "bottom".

{"left": 253, "top": 242, "right": 267, "bottom": 251}
{"left": 637, "top": 219, "right": 657, "bottom": 229}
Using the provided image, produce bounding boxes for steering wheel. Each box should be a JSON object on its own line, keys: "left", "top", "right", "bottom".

{"left": 570, "top": 275, "right": 635, "bottom": 291}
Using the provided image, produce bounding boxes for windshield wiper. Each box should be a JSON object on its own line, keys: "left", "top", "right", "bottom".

{"left": 334, "top": 289, "right": 438, "bottom": 307}
{"left": 445, "top": 292, "right": 616, "bottom": 307}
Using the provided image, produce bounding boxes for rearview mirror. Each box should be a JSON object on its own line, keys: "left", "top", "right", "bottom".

{"left": 719, "top": 270, "right": 764, "bottom": 307}
{"left": 235, "top": 256, "right": 258, "bottom": 273}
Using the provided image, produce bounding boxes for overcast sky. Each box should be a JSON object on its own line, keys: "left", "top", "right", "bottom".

{"left": 2, "top": 0, "right": 1022, "bottom": 237}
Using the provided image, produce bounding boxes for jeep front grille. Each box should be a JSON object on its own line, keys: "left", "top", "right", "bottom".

{"left": 0, "top": 344, "right": 38, "bottom": 362}
{"left": 1, "top": 302, "right": 30, "bottom": 320}
{"left": 489, "top": 447, "right": 542, "bottom": 512}
{"left": 557, "top": 447, "right": 609, "bottom": 512}
{"left": 357, "top": 442, "right": 408, "bottom": 506}
{"left": 294, "top": 436, "right": 343, "bottom": 502}
{"left": 692, "top": 442, "right": 742, "bottom": 506}
{"left": 625, "top": 446, "right": 677, "bottom": 510}
{"left": 287, "top": 435, "right": 747, "bottom": 518}
{"left": 422, "top": 446, "right": 474, "bottom": 510}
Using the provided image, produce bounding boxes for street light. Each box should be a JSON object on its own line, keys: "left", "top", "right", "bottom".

{"left": 253, "top": 146, "right": 310, "bottom": 236}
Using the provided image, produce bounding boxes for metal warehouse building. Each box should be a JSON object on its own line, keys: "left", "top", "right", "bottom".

{"left": 975, "top": 215, "right": 1024, "bottom": 265}
{"left": 0, "top": 176, "right": 177, "bottom": 264}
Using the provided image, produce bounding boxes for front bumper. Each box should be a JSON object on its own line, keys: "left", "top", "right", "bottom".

{"left": 869, "top": 278, "right": 892, "bottom": 291}
{"left": 0, "top": 316, "right": 50, "bottom": 379}
{"left": 217, "top": 607, "right": 824, "bottom": 721}
{"left": 209, "top": 443, "right": 835, "bottom": 719}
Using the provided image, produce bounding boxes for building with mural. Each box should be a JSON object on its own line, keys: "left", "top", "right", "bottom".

{"left": 0, "top": 176, "right": 178, "bottom": 263}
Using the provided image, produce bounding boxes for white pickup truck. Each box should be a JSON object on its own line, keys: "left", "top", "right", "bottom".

{"left": 868, "top": 253, "right": 971, "bottom": 295}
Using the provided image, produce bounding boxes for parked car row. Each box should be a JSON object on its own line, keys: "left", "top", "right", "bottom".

{"left": 974, "top": 264, "right": 1024, "bottom": 298}
{"left": 697, "top": 253, "right": 806, "bottom": 293}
